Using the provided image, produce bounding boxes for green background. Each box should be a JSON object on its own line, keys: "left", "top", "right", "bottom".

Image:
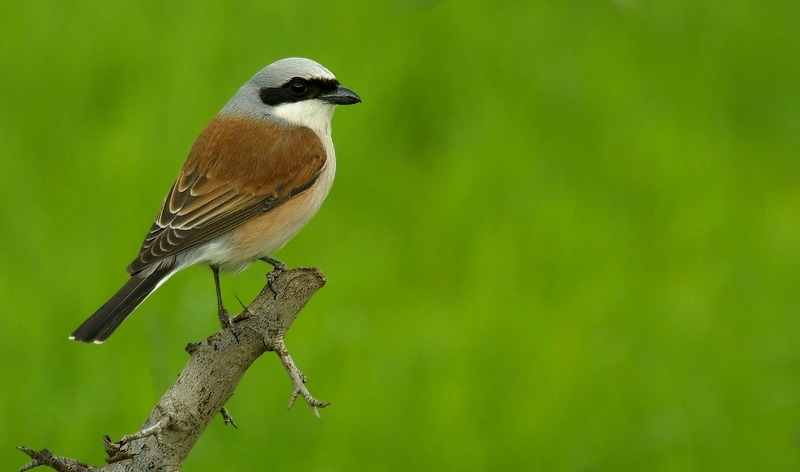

{"left": 2, "top": 0, "right": 799, "bottom": 470}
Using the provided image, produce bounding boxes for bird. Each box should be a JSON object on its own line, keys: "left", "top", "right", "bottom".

{"left": 70, "top": 57, "right": 361, "bottom": 344}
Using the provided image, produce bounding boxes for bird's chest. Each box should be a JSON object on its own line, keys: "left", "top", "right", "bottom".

{"left": 215, "top": 139, "right": 336, "bottom": 271}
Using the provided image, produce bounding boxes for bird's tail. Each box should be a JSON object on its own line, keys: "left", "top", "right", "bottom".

{"left": 70, "top": 262, "right": 175, "bottom": 343}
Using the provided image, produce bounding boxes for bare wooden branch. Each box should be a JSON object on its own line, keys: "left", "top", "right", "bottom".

{"left": 18, "top": 267, "right": 327, "bottom": 472}
{"left": 16, "top": 447, "right": 95, "bottom": 472}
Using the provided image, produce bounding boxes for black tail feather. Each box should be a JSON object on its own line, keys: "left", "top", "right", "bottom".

{"left": 71, "top": 262, "right": 175, "bottom": 343}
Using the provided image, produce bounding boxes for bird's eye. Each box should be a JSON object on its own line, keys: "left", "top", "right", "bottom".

{"left": 289, "top": 79, "right": 308, "bottom": 96}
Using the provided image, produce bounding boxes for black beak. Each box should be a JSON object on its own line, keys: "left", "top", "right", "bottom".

{"left": 320, "top": 85, "right": 361, "bottom": 105}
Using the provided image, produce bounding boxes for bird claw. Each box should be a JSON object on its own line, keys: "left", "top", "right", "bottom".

{"left": 218, "top": 307, "right": 239, "bottom": 342}
{"left": 262, "top": 256, "right": 288, "bottom": 292}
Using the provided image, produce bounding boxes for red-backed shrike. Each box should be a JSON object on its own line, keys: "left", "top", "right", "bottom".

{"left": 71, "top": 58, "right": 360, "bottom": 343}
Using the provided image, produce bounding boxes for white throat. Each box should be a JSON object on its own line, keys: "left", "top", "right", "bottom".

{"left": 272, "top": 100, "right": 335, "bottom": 136}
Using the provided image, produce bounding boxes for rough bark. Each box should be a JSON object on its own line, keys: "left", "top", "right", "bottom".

{"left": 18, "top": 267, "right": 328, "bottom": 472}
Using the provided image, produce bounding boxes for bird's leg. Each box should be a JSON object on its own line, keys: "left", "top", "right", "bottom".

{"left": 212, "top": 267, "right": 228, "bottom": 325}
{"left": 212, "top": 267, "right": 239, "bottom": 341}
{"left": 261, "top": 255, "right": 288, "bottom": 271}
{"left": 261, "top": 256, "right": 288, "bottom": 289}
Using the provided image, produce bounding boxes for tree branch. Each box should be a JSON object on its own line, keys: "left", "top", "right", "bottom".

{"left": 18, "top": 267, "right": 327, "bottom": 472}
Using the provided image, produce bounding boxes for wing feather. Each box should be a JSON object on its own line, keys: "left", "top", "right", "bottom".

{"left": 127, "top": 115, "right": 326, "bottom": 274}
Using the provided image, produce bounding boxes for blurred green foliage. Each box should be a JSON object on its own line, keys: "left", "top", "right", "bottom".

{"left": 2, "top": 0, "right": 800, "bottom": 470}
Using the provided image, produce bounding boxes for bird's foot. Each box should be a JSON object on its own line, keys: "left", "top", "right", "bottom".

{"left": 261, "top": 256, "right": 288, "bottom": 291}
{"left": 217, "top": 307, "right": 239, "bottom": 342}
{"left": 261, "top": 256, "right": 288, "bottom": 271}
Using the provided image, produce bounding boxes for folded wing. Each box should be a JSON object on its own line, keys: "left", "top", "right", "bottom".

{"left": 127, "top": 115, "right": 326, "bottom": 274}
